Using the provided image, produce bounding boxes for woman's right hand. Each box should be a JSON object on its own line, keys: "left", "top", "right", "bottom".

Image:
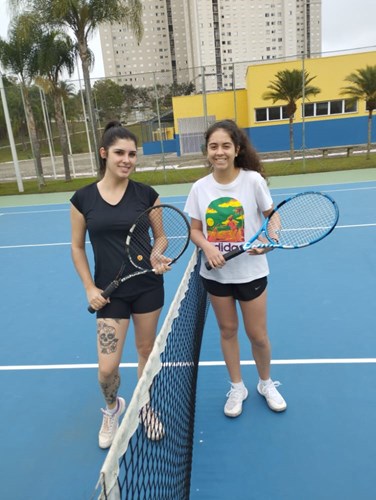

{"left": 203, "top": 245, "right": 226, "bottom": 270}
{"left": 86, "top": 285, "right": 110, "bottom": 311}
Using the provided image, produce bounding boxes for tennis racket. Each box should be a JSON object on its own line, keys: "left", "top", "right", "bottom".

{"left": 205, "top": 191, "right": 339, "bottom": 270}
{"left": 88, "top": 204, "right": 190, "bottom": 313}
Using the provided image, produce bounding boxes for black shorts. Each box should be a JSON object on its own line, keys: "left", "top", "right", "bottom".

{"left": 201, "top": 276, "right": 267, "bottom": 301}
{"left": 96, "top": 285, "right": 164, "bottom": 319}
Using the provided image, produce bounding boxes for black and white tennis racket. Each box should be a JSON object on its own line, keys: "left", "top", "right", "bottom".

{"left": 205, "top": 191, "right": 339, "bottom": 270}
{"left": 88, "top": 204, "right": 190, "bottom": 313}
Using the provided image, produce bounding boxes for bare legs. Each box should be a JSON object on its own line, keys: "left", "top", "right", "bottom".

{"left": 96, "top": 309, "right": 162, "bottom": 409}
{"left": 208, "top": 289, "right": 271, "bottom": 383}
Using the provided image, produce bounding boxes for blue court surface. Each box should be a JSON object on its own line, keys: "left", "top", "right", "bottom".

{"left": 1, "top": 172, "right": 376, "bottom": 500}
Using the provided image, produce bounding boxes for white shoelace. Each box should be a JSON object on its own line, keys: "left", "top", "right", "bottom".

{"left": 262, "top": 381, "right": 283, "bottom": 401}
{"left": 226, "top": 386, "right": 246, "bottom": 409}
{"left": 100, "top": 408, "right": 117, "bottom": 434}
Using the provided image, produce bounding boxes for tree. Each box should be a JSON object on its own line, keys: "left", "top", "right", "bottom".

{"left": 93, "top": 79, "right": 125, "bottom": 122}
{"left": 9, "top": 0, "right": 144, "bottom": 172}
{"left": 0, "top": 76, "right": 25, "bottom": 144}
{"left": 122, "top": 84, "right": 151, "bottom": 114}
{"left": 340, "top": 65, "right": 376, "bottom": 160}
{"left": 263, "top": 69, "right": 321, "bottom": 160}
{"left": 36, "top": 30, "right": 76, "bottom": 181}
{"left": 161, "top": 82, "right": 196, "bottom": 111}
{"left": 0, "top": 14, "right": 47, "bottom": 186}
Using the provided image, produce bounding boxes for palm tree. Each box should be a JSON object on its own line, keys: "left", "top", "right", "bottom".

{"left": 36, "top": 30, "right": 76, "bottom": 181}
{"left": 0, "top": 13, "right": 46, "bottom": 187}
{"left": 263, "top": 69, "right": 321, "bottom": 160}
{"left": 340, "top": 65, "right": 376, "bottom": 159}
{"left": 9, "top": 0, "right": 144, "bottom": 171}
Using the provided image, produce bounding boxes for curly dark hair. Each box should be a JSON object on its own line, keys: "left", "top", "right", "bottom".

{"left": 204, "top": 120, "right": 266, "bottom": 179}
{"left": 98, "top": 120, "right": 138, "bottom": 178}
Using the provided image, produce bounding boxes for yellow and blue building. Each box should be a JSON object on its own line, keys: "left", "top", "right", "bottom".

{"left": 142, "top": 50, "right": 376, "bottom": 155}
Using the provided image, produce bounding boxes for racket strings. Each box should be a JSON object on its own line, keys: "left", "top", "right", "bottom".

{"left": 266, "top": 193, "right": 338, "bottom": 247}
{"left": 128, "top": 225, "right": 154, "bottom": 270}
{"left": 127, "top": 206, "right": 190, "bottom": 269}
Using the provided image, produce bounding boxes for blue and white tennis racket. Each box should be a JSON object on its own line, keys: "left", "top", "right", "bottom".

{"left": 205, "top": 191, "right": 339, "bottom": 270}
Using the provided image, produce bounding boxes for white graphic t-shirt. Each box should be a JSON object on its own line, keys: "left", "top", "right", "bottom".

{"left": 184, "top": 169, "right": 273, "bottom": 283}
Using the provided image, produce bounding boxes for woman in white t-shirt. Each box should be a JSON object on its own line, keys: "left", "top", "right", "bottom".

{"left": 184, "top": 120, "right": 287, "bottom": 417}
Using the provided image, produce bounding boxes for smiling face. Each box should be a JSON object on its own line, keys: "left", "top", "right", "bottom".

{"left": 206, "top": 128, "right": 239, "bottom": 173}
{"left": 100, "top": 138, "right": 137, "bottom": 180}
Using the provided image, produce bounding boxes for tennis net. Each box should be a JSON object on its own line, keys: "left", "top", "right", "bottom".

{"left": 95, "top": 249, "right": 208, "bottom": 500}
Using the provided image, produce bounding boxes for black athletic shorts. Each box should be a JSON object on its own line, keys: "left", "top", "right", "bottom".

{"left": 201, "top": 276, "right": 267, "bottom": 301}
{"left": 96, "top": 285, "right": 164, "bottom": 319}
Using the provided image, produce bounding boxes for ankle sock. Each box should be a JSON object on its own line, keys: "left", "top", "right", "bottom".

{"left": 259, "top": 378, "right": 272, "bottom": 387}
{"left": 231, "top": 380, "right": 245, "bottom": 390}
{"left": 106, "top": 398, "right": 119, "bottom": 415}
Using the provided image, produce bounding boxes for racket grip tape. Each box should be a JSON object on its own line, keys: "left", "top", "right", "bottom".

{"left": 205, "top": 247, "right": 245, "bottom": 270}
{"left": 87, "top": 281, "right": 120, "bottom": 314}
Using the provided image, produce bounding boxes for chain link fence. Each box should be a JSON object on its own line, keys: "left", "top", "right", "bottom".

{"left": 1, "top": 50, "right": 375, "bottom": 187}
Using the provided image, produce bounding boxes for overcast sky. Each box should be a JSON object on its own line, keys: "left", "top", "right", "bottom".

{"left": 0, "top": 0, "right": 375, "bottom": 79}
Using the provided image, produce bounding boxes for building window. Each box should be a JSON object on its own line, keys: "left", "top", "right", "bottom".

{"left": 255, "top": 108, "right": 267, "bottom": 121}
{"left": 345, "top": 100, "right": 357, "bottom": 113}
{"left": 303, "top": 99, "right": 358, "bottom": 117}
{"left": 316, "top": 102, "right": 328, "bottom": 116}
{"left": 255, "top": 105, "right": 289, "bottom": 122}
{"left": 329, "top": 100, "right": 343, "bottom": 114}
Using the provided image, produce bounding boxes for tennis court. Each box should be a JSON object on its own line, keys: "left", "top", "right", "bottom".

{"left": 0, "top": 169, "right": 375, "bottom": 499}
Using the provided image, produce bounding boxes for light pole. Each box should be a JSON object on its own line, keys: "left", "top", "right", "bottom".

{"left": 301, "top": 0, "right": 307, "bottom": 171}
{"left": 0, "top": 72, "right": 24, "bottom": 192}
{"left": 38, "top": 86, "right": 57, "bottom": 179}
{"left": 76, "top": 59, "right": 95, "bottom": 176}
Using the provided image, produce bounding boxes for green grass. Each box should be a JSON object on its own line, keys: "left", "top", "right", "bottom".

{"left": 264, "top": 153, "right": 376, "bottom": 176}
{"left": 0, "top": 153, "right": 375, "bottom": 196}
{"left": 0, "top": 123, "right": 144, "bottom": 164}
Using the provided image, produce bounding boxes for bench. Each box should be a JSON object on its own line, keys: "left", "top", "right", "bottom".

{"left": 320, "top": 146, "right": 355, "bottom": 158}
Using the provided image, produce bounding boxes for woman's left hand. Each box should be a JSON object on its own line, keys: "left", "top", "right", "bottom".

{"left": 151, "top": 254, "right": 172, "bottom": 274}
{"left": 247, "top": 246, "right": 273, "bottom": 255}
{"left": 246, "top": 236, "right": 274, "bottom": 255}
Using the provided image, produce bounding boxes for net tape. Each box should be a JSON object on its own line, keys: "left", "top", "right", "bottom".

{"left": 95, "top": 249, "right": 208, "bottom": 500}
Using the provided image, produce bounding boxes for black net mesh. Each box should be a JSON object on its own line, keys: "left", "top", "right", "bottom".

{"left": 97, "top": 250, "right": 208, "bottom": 500}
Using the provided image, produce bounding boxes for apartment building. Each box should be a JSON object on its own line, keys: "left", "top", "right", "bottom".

{"left": 98, "top": 0, "right": 321, "bottom": 90}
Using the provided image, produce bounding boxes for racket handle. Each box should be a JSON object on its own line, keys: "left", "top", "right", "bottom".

{"left": 205, "top": 247, "right": 245, "bottom": 270}
{"left": 87, "top": 281, "right": 120, "bottom": 314}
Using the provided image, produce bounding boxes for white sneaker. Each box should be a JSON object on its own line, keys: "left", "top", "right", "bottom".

{"left": 98, "top": 397, "right": 126, "bottom": 449}
{"left": 257, "top": 380, "right": 287, "bottom": 412}
{"left": 139, "top": 404, "right": 165, "bottom": 441}
{"left": 224, "top": 383, "right": 248, "bottom": 417}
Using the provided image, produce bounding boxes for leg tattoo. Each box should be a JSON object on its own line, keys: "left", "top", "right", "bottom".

{"left": 97, "top": 320, "right": 119, "bottom": 355}
{"left": 100, "top": 372, "right": 121, "bottom": 407}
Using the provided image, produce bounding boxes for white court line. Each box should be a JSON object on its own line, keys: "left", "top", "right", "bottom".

{"left": 1, "top": 358, "right": 376, "bottom": 371}
{"left": 0, "top": 223, "right": 375, "bottom": 250}
{"left": 0, "top": 241, "right": 90, "bottom": 249}
{"left": 1, "top": 209, "right": 69, "bottom": 215}
{"left": 323, "top": 185, "right": 376, "bottom": 193}
{"left": 0, "top": 204, "right": 186, "bottom": 215}
{"left": 0, "top": 242, "right": 72, "bottom": 249}
{"left": 0, "top": 183, "right": 375, "bottom": 213}
{"left": 336, "top": 223, "right": 376, "bottom": 229}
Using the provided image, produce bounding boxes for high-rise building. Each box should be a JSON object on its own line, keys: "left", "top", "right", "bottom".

{"left": 98, "top": 0, "right": 321, "bottom": 90}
